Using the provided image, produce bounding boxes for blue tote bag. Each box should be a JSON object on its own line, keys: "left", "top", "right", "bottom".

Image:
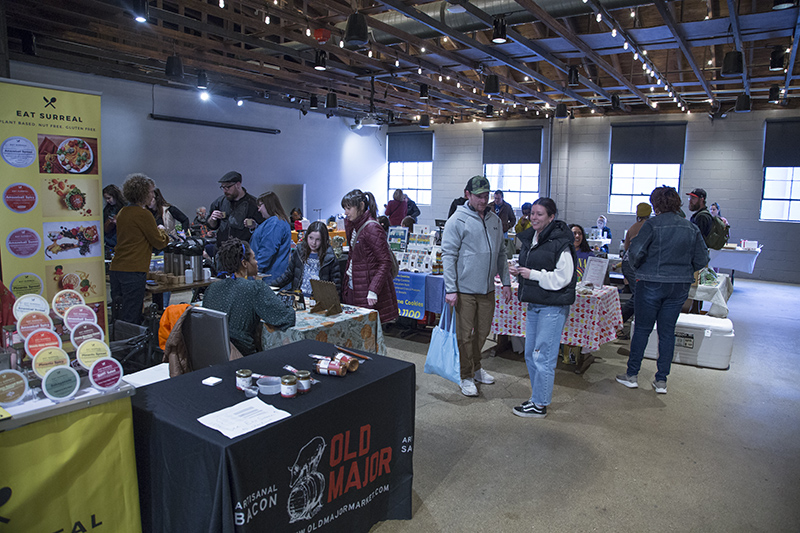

{"left": 424, "top": 305, "right": 460, "bottom": 384}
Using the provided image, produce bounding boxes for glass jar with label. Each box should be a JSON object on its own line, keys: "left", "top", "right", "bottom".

{"left": 281, "top": 374, "right": 298, "bottom": 398}
{"left": 296, "top": 370, "right": 312, "bottom": 394}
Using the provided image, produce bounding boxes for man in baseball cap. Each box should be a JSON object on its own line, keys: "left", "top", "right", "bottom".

{"left": 441, "top": 176, "right": 512, "bottom": 397}
{"left": 686, "top": 188, "right": 710, "bottom": 237}
{"left": 207, "top": 170, "right": 263, "bottom": 246}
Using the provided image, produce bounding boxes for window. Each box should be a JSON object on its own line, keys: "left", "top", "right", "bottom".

{"left": 484, "top": 163, "right": 540, "bottom": 208}
{"left": 388, "top": 162, "right": 432, "bottom": 205}
{"left": 762, "top": 120, "right": 800, "bottom": 221}
{"left": 609, "top": 163, "right": 681, "bottom": 214}
{"left": 761, "top": 167, "right": 800, "bottom": 221}
{"left": 609, "top": 123, "right": 687, "bottom": 214}
{"left": 387, "top": 132, "right": 433, "bottom": 205}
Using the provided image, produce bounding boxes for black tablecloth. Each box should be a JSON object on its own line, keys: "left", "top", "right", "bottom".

{"left": 132, "top": 340, "right": 415, "bottom": 532}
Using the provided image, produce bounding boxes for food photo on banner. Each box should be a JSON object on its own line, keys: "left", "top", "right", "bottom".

{"left": 393, "top": 272, "right": 426, "bottom": 320}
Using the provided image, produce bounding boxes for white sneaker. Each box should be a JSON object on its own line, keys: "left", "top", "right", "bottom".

{"left": 473, "top": 368, "right": 495, "bottom": 384}
{"left": 460, "top": 378, "right": 478, "bottom": 397}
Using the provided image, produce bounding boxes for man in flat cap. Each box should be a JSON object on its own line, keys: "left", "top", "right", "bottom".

{"left": 207, "top": 171, "right": 264, "bottom": 245}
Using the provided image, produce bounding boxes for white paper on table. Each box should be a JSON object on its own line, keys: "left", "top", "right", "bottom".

{"left": 583, "top": 256, "right": 609, "bottom": 288}
{"left": 197, "top": 397, "right": 291, "bottom": 439}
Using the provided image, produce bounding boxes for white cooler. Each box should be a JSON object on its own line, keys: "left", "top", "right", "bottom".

{"left": 635, "top": 313, "right": 734, "bottom": 370}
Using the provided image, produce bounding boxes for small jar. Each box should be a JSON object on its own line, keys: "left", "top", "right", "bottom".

{"left": 296, "top": 370, "right": 312, "bottom": 394}
{"left": 315, "top": 359, "right": 347, "bottom": 377}
{"left": 236, "top": 369, "right": 253, "bottom": 390}
{"left": 281, "top": 375, "right": 298, "bottom": 398}
{"left": 334, "top": 353, "right": 359, "bottom": 372}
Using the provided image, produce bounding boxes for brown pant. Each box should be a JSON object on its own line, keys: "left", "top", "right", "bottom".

{"left": 454, "top": 292, "right": 495, "bottom": 379}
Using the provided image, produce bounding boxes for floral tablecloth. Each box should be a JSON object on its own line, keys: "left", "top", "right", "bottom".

{"left": 491, "top": 282, "right": 623, "bottom": 352}
{"left": 261, "top": 304, "right": 386, "bottom": 355}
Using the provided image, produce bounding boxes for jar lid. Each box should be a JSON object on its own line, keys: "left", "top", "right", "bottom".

{"left": 13, "top": 293, "right": 49, "bottom": 320}
{"left": 25, "top": 328, "right": 62, "bottom": 359}
{"left": 0, "top": 369, "right": 29, "bottom": 407}
{"left": 51, "top": 289, "right": 85, "bottom": 318}
{"left": 296, "top": 370, "right": 311, "bottom": 378}
{"left": 76, "top": 339, "right": 110, "bottom": 370}
{"left": 89, "top": 357, "right": 124, "bottom": 391}
{"left": 33, "top": 347, "right": 70, "bottom": 379}
{"left": 41, "top": 366, "right": 81, "bottom": 402}
{"left": 63, "top": 304, "right": 97, "bottom": 330}
{"left": 281, "top": 374, "right": 297, "bottom": 384}
{"left": 71, "top": 322, "right": 105, "bottom": 349}
{"left": 17, "top": 311, "right": 54, "bottom": 339}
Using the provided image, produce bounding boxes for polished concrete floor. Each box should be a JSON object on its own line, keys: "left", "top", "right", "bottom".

{"left": 373, "top": 280, "right": 800, "bottom": 533}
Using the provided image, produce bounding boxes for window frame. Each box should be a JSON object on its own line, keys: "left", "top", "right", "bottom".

{"left": 483, "top": 163, "right": 541, "bottom": 210}
{"left": 760, "top": 166, "right": 800, "bottom": 222}
{"left": 608, "top": 163, "right": 682, "bottom": 215}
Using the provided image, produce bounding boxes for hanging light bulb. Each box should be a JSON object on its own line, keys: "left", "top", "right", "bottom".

{"left": 457, "top": 81, "right": 461, "bottom": 88}
{"left": 473, "top": 87, "right": 477, "bottom": 93}
{"left": 368, "top": 49, "right": 373, "bottom": 58}
{"left": 395, "top": 58, "right": 400, "bottom": 67}
{"left": 651, "top": 101, "right": 658, "bottom": 108}
{"left": 418, "top": 67, "right": 422, "bottom": 75}
{"left": 439, "top": 75, "right": 443, "bottom": 82}
{"left": 623, "top": 41, "right": 629, "bottom": 50}
{"left": 650, "top": 86, "right": 654, "bottom": 92}
{"left": 611, "top": 28, "right": 617, "bottom": 38}
{"left": 642, "top": 63, "right": 647, "bottom": 70}
{"left": 446, "top": 75, "right": 450, "bottom": 80}
{"left": 669, "top": 90, "right": 673, "bottom": 97}
{"left": 591, "top": 108, "right": 595, "bottom": 113}
{"left": 339, "top": 39, "right": 344, "bottom": 48}
{"left": 306, "top": 27, "right": 312, "bottom": 37}
{"left": 656, "top": 77, "right": 661, "bottom": 85}
{"left": 420, "top": 47, "right": 426, "bottom": 53}
{"left": 219, "top": 0, "right": 224, "bottom": 7}
{"left": 596, "top": 13, "right": 602, "bottom": 22}
{"left": 443, "top": 37, "right": 448, "bottom": 42}
{"left": 630, "top": 8, "right": 636, "bottom": 17}
{"left": 633, "top": 52, "right": 638, "bottom": 60}
{"left": 642, "top": 50, "right": 648, "bottom": 56}
{"left": 264, "top": 13, "right": 270, "bottom": 24}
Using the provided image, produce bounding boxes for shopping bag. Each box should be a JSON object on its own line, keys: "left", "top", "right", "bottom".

{"left": 424, "top": 305, "right": 461, "bottom": 385}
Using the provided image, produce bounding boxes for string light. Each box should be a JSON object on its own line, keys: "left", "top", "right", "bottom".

{"left": 630, "top": 9, "right": 635, "bottom": 17}
{"left": 395, "top": 59, "right": 400, "bottom": 67}
{"left": 219, "top": 0, "right": 224, "bottom": 7}
{"left": 420, "top": 47, "right": 426, "bottom": 53}
{"left": 457, "top": 81, "right": 461, "bottom": 88}
{"left": 439, "top": 75, "right": 442, "bottom": 82}
{"left": 418, "top": 67, "right": 422, "bottom": 75}
{"left": 596, "top": 13, "right": 602, "bottom": 22}
{"left": 264, "top": 14, "right": 270, "bottom": 24}
{"left": 339, "top": 39, "right": 344, "bottom": 48}
{"left": 306, "top": 27, "right": 311, "bottom": 37}
{"left": 623, "top": 41, "right": 629, "bottom": 50}
{"left": 368, "top": 50, "right": 373, "bottom": 58}
{"left": 611, "top": 28, "right": 617, "bottom": 38}
{"left": 634, "top": 52, "right": 638, "bottom": 60}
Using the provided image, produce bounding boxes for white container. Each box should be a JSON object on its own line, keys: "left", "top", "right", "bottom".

{"left": 184, "top": 268, "right": 193, "bottom": 283}
{"left": 203, "top": 267, "right": 211, "bottom": 280}
{"left": 637, "top": 313, "right": 734, "bottom": 370}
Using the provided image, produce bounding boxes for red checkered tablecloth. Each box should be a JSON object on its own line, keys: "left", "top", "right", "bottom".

{"left": 491, "top": 283, "right": 623, "bottom": 352}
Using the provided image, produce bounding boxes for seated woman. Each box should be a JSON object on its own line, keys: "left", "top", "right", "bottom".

{"left": 273, "top": 221, "right": 342, "bottom": 297}
{"left": 569, "top": 224, "right": 594, "bottom": 282}
{"left": 250, "top": 191, "right": 292, "bottom": 283}
{"left": 290, "top": 207, "right": 304, "bottom": 231}
{"left": 591, "top": 215, "right": 612, "bottom": 252}
{"left": 203, "top": 238, "right": 295, "bottom": 355}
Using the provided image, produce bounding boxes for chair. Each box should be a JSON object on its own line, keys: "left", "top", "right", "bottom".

{"left": 165, "top": 306, "right": 235, "bottom": 376}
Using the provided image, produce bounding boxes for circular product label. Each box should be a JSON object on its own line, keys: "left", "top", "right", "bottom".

{"left": 10, "top": 273, "right": 44, "bottom": 298}
{"left": 71, "top": 322, "right": 105, "bottom": 349}
{"left": 1, "top": 136, "right": 37, "bottom": 168}
{"left": 41, "top": 366, "right": 81, "bottom": 402}
{"left": 6, "top": 227, "right": 41, "bottom": 258}
{"left": 13, "top": 293, "right": 50, "bottom": 321}
{"left": 0, "top": 369, "right": 29, "bottom": 407}
{"left": 3, "top": 183, "right": 38, "bottom": 213}
{"left": 33, "top": 347, "right": 70, "bottom": 378}
{"left": 17, "top": 311, "right": 54, "bottom": 339}
{"left": 60, "top": 272, "right": 81, "bottom": 290}
{"left": 25, "top": 328, "right": 62, "bottom": 358}
{"left": 89, "top": 357, "right": 123, "bottom": 391}
{"left": 51, "top": 289, "right": 85, "bottom": 318}
{"left": 76, "top": 339, "right": 110, "bottom": 369}
{"left": 64, "top": 304, "right": 97, "bottom": 330}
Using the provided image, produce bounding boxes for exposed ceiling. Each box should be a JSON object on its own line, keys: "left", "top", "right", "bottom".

{"left": 3, "top": 0, "right": 799, "bottom": 125}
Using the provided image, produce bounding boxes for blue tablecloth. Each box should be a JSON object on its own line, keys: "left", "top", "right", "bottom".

{"left": 397, "top": 272, "right": 445, "bottom": 315}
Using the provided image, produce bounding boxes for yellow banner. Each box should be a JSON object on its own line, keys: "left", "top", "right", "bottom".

{"left": 0, "top": 79, "right": 108, "bottom": 329}
{"left": 0, "top": 398, "right": 142, "bottom": 532}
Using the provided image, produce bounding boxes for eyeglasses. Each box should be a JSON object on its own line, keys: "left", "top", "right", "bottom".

{"left": 220, "top": 183, "right": 236, "bottom": 191}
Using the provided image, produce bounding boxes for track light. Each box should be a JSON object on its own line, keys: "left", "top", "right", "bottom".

{"left": 344, "top": 12, "right": 369, "bottom": 49}
{"left": 419, "top": 115, "right": 430, "bottom": 128}
{"left": 133, "top": 0, "right": 149, "bottom": 22}
{"left": 196, "top": 70, "right": 208, "bottom": 89}
{"left": 326, "top": 92, "right": 338, "bottom": 109}
{"left": 734, "top": 93, "right": 751, "bottom": 112}
{"left": 314, "top": 50, "right": 327, "bottom": 71}
{"left": 768, "top": 84, "right": 781, "bottom": 104}
{"left": 555, "top": 103, "right": 568, "bottom": 119}
{"left": 770, "top": 46, "right": 785, "bottom": 71}
{"left": 611, "top": 94, "right": 620, "bottom": 110}
{"left": 773, "top": 0, "right": 796, "bottom": 8}
{"left": 199, "top": 91, "right": 209, "bottom": 101}
{"left": 492, "top": 16, "right": 507, "bottom": 44}
{"left": 21, "top": 31, "right": 36, "bottom": 56}
{"left": 165, "top": 55, "right": 183, "bottom": 80}
{"left": 485, "top": 105, "right": 494, "bottom": 117}
{"left": 309, "top": 95, "right": 319, "bottom": 109}
{"left": 484, "top": 74, "right": 500, "bottom": 94}
{"left": 420, "top": 83, "right": 429, "bottom": 100}
{"left": 568, "top": 66, "right": 579, "bottom": 87}
{"left": 721, "top": 51, "right": 743, "bottom": 77}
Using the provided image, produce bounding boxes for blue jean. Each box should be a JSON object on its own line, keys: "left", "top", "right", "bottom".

{"left": 621, "top": 259, "right": 637, "bottom": 323}
{"left": 627, "top": 280, "right": 691, "bottom": 382}
{"left": 524, "top": 303, "right": 570, "bottom": 406}
{"left": 110, "top": 270, "right": 147, "bottom": 325}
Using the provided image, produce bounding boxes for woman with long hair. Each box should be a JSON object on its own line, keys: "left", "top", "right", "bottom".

{"left": 109, "top": 174, "right": 169, "bottom": 324}
{"left": 569, "top": 223, "right": 594, "bottom": 282}
{"left": 616, "top": 186, "right": 708, "bottom": 395}
{"left": 341, "top": 189, "right": 399, "bottom": 323}
{"left": 290, "top": 207, "right": 304, "bottom": 231}
{"left": 273, "top": 221, "right": 341, "bottom": 297}
{"left": 103, "top": 184, "right": 126, "bottom": 252}
{"left": 385, "top": 188, "right": 407, "bottom": 226}
{"left": 149, "top": 188, "right": 190, "bottom": 237}
{"left": 509, "top": 197, "right": 577, "bottom": 418}
{"left": 203, "top": 238, "right": 295, "bottom": 355}
{"left": 250, "top": 191, "right": 292, "bottom": 283}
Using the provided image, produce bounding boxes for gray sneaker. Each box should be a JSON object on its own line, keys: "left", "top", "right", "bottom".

{"left": 473, "top": 368, "right": 495, "bottom": 384}
{"left": 652, "top": 380, "right": 667, "bottom": 394}
{"left": 460, "top": 378, "right": 478, "bottom": 397}
{"left": 616, "top": 374, "right": 638, "bottom": 388}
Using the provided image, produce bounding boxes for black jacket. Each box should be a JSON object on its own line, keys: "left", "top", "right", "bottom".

{"left": 273, "top": 246, "right": 342, "bottom": 297}
{"left": 517, "top": 220, "right": 577, "bottom": 307}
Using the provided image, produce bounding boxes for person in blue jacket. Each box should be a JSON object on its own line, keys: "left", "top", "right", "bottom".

{"left": 250, "top": 191, "right": 291, "bottom": 284}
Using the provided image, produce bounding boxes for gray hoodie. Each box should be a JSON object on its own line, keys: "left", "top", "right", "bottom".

{"left": 442, "top": 203, "right": 511, "bottom": 295}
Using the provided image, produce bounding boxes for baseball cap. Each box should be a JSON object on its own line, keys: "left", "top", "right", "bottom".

{"left": 686, "top": 188, "right": 706, "bottom": 200}
{"left": 636, "top": 202, "right": 652, "bottom": 217}
{"left": 219, "top": 171, "right": 242, "bottom": 183}
{"left": 465, "top": 175, "right": 491, "bottom": 195}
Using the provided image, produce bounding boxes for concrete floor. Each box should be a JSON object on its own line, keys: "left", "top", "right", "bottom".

{"left": 373, "top": 279, "right": 800, "bottom": 533}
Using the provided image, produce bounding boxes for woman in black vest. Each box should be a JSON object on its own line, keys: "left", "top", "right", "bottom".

{"left": 508, "top": 198, "right": 577, "bottom": 418}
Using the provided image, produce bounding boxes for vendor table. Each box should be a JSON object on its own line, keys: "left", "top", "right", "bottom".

{"left": 0, "top": 382, "right": 141, "bottom": 532}
{"left": 395, "top": 271, "right": 446, "bottom": 316}
{"left": 491, "top": 283, "right": 623, "bottom": 352}
{"left": 262, "top": 304, "right": 386, "bottom": 355}
{"left": 709, "top": 247, "right": 761, "bottom": 280}
{"left": 145, "top": 277, "right": 217, "bottom": 295}
{"left": 688, "top": 274, "right": 733, "bottom": 318}
{"left": 132, "top": 339, "right": 415, "bottom": 533}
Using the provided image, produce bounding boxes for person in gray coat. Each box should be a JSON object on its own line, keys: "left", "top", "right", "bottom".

{"left": 442, "top": 176, "right": 512, "bottom": 397}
